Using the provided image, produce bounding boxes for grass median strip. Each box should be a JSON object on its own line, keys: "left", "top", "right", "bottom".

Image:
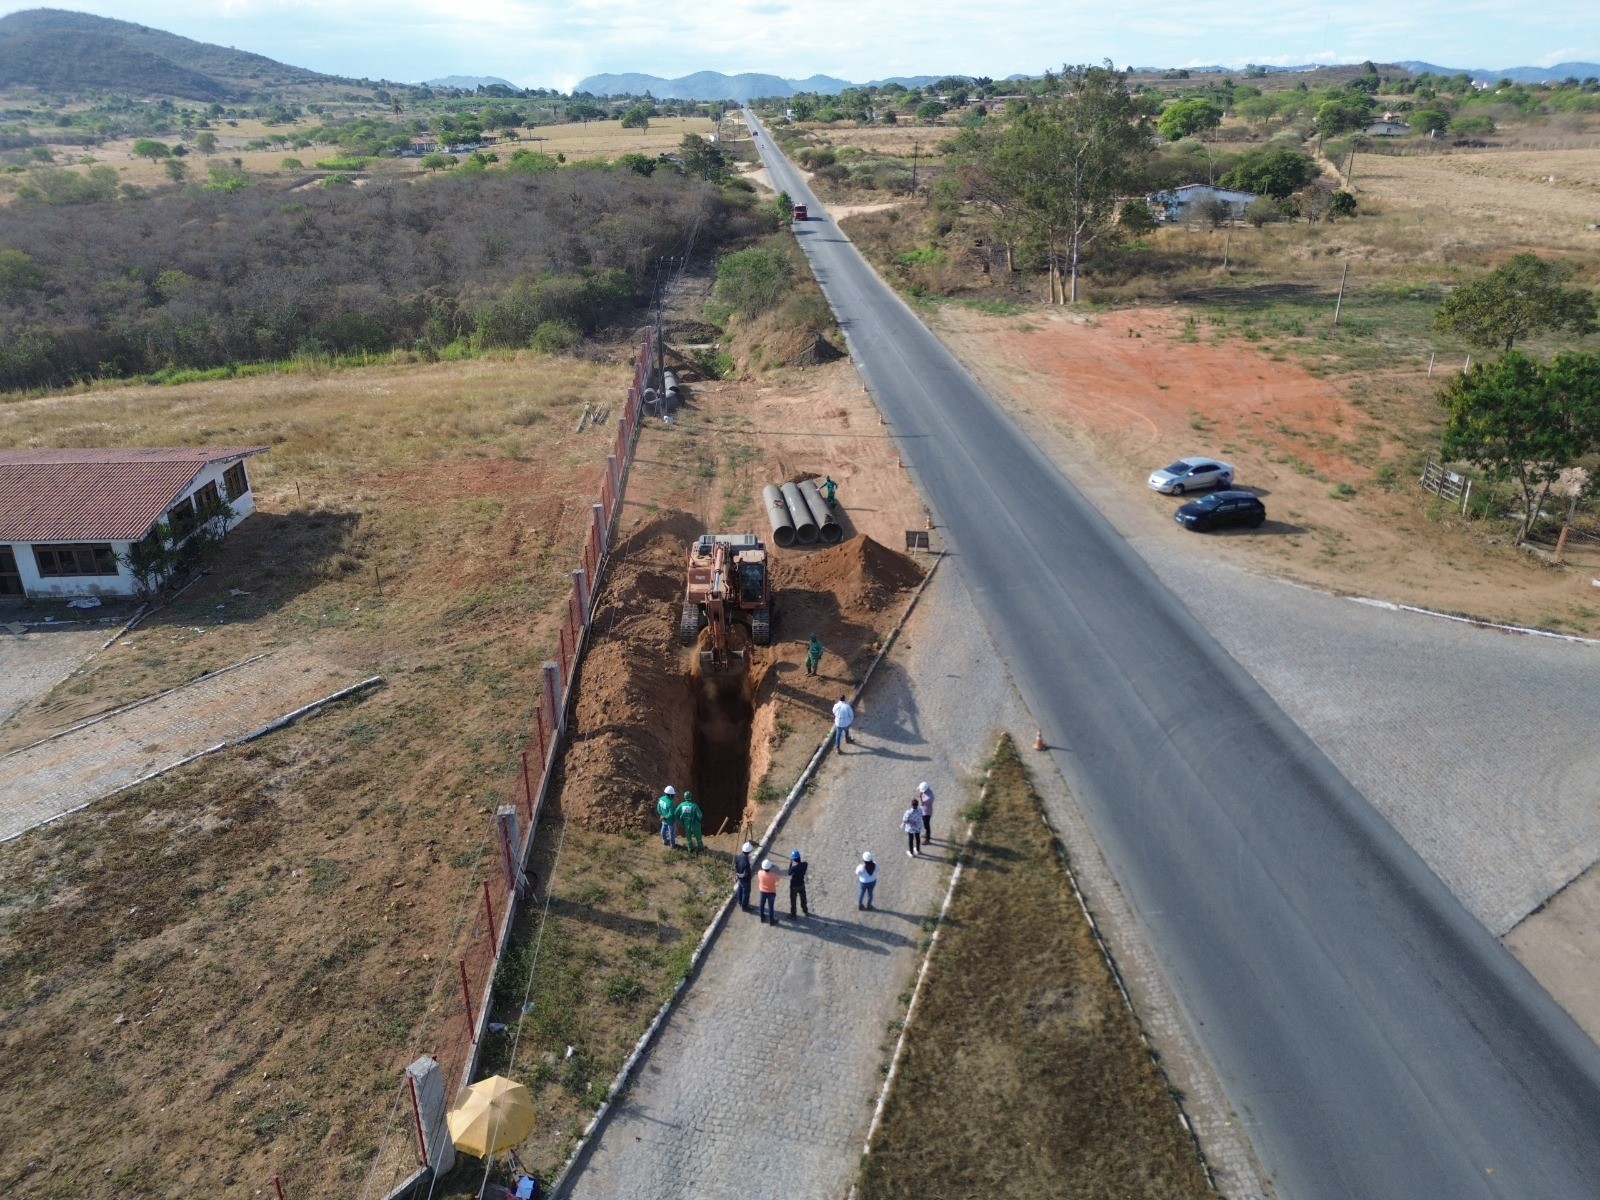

{"left": 856, "top": 736, "right": 1213, "bottom": 1200}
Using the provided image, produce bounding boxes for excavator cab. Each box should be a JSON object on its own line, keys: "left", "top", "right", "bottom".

{"left": 680, "top": 534, "right": 773, "bottom": 673}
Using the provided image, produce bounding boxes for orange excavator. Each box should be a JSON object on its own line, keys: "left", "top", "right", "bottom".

{"left": 679, "top": 534, "right": 773, "bottom": 672}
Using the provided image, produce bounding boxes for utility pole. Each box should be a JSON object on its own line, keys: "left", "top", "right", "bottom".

{"left": 910, "top": 140, "right": 921, "bottom": 192}
{"left": 1333, "top": 261, "right": 1349, "bottom": 326}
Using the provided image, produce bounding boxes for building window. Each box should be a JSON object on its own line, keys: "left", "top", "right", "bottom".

{"left": 167, "top": 495, "right": 197, "bottom": 540}
{"left": 193, "top": 480, "right": 221, "bottom": 514}
{"left": 223, "top": 461, "right": 250, "bottom": 501}
{"left": 33, "top": 544, "right": 120, "bottom": 577}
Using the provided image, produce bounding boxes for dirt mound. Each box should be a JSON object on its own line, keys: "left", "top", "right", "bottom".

{"left": 553, "top": 511, "right": 704, "bottom": 832}
{"left": 782, "top": 535, "right": 925, "bottom": 616}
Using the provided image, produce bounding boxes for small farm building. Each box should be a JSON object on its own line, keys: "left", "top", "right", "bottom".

{"left": 0, "top": 446, "right": 267, "bottom": 600}
{"left": 1146, "top": 183, "right": 1257, "bottom": 222}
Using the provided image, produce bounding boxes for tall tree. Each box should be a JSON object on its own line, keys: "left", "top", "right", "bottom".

{"left": 958, "top": 63, "right": 1153, "bottom": 303}
{"left": 1440, "top": 350, "right": 1600, "bottom": 540}
{"left": 1435, "top": 253, "right": 1598, "bottom": 353}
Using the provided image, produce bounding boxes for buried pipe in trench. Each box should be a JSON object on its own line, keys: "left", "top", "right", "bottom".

{"left": 781, "top": 482, "right": 818, "bottom": 544}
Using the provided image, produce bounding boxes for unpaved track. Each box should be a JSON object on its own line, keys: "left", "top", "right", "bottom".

{"left": 747, "top": 110, "right": 1600, "bottom": 1200}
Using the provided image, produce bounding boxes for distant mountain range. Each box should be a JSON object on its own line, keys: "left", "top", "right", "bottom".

{"left": 1396, "top": 60, "right": 1600, "bottom": 83}
{"left": 0, "top": 8, "right": 339, "bottom": 100}
{"left": 574, "top": 70, "right": 952, "bottom": 100}
{"left": 424, "top": 75, "right": 517, "bottom": 90}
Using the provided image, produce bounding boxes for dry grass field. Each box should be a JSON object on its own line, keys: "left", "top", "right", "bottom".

{"left": 0, "top": 352, "right": 635, "bottom": 1199}
{"left": 1353, "top": 147, "right": 1600, "bottom": 252}
{"left": 857, "top": 737, "right": 1213, "bottom": 1200}
{"left": 8, "top": 115, "right": 720, "bottom": 194}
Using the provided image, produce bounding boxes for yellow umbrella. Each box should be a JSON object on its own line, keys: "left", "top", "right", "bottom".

{"left": 446, "top": 1075, "right": 536, "bottom": 1157}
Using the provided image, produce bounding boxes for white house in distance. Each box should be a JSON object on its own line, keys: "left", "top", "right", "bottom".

{"left": 1146, "top": 183, "right": 1258, "bottom": 223}
{"left": 0, "top": 446, "right": 267, "bottom": 600}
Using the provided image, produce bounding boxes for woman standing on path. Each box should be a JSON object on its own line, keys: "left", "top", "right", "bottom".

{"left": 855, "top": 851, "right": 878, "bottom": 910}
{"left": 901, "top": 802, "right": 924, "bottom": 857}
{"left": 916, "top": 782, "right": 935, "bottom": 844}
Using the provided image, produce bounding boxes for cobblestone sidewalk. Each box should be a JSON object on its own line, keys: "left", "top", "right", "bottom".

{"left": 0, "top": 651, "right": 359, "bottom": 842}
{"left": 0, "top": 624, "right": 108, "bottom": 726}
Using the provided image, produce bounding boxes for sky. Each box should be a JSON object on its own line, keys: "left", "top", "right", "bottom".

{"left": 7, "top": 0, "right": 1598, "bottom": 90}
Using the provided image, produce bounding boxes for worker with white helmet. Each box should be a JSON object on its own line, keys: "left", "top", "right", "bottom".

{"left": 757, "top": 858, "right": 780, "bottom": 924}
{"left": 855, "top": 850, "right": 878, "bottom": 910}
{"left": 733, "top": 841, "right": 755, "bottom": 912}
{"left": 916, "top": 781, "right": 936, "bottom": 843}
{"left": 655, "top": 785, "right": 678, "bottom": 847}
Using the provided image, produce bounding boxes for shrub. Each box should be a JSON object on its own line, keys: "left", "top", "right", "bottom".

{"left": 1219, "top": 147, "right": 1319, "bottom": 198}
{"left": 281, "top": 157, "right": 305, "bottom": 171}
{"left": 713, "top": 245, "right": 793, "bottom": 319}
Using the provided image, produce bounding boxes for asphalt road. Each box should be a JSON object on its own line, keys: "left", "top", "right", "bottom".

{"left": 746, "top": 113, "right": 1600, "bottom": 1199}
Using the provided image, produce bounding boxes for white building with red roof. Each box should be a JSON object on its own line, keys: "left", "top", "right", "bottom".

{"left": 0, "top": 446, "right": 267, "bottom": 600}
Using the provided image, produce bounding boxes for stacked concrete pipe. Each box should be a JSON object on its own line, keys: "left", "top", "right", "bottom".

{"left": 764, "top": 485, "right": 797, "bottom": 547}
{"left": 797, "top": 479, "right": 842, "bottom": 543}
{"left": 780, "top": 482, "right": 818, "bottom": 543}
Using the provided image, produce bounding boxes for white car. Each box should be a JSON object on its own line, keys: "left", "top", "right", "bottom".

{"left": 1148, "top": 456, "right": 1234, "bottom": 495}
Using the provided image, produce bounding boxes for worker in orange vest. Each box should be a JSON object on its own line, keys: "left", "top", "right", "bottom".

{"left": 757, "top": 858, "right": 780, "bottom": 925}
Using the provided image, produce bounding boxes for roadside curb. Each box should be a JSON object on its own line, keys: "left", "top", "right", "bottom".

{"left": 547, "top": 550, "right": 945, "bottom": 1198}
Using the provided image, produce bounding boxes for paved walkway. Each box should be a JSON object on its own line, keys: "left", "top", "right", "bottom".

{"left": 0, "top": 651, "right": 358, "bottom": 842}
{"left": 0, "top": 623, "right": 107, "bottom": 726}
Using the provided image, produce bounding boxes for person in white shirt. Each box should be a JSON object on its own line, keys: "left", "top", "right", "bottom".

{"left": 855, "top": 850, "right": 877, "bottom": 909}
{"left": 832, "top": 695, "right": 855, "bottom": 750}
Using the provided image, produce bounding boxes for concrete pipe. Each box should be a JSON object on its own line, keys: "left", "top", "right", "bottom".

{"left": 662, "top": 371, "right": 681, "bottom": 411}
{"left": 798, "top": 479, "right": 843, "bottom": 543}
{"left": 781, "top": 481, "right": 818, "bottom": 543}
{"left": 764, "top": 484, "right": 797, "bottom": 548}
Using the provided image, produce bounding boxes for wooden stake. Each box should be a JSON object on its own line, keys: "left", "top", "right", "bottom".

{"left": 1333, "top": 261, "right": 1349, "bottom": 326}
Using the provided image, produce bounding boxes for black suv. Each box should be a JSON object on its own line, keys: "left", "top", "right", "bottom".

{"left": 1174, "top": 490, "right": 1266, "bottom": 532}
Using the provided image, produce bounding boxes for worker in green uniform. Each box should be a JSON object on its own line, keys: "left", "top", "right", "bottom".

{"left": 675, "top": 790, "right": 704, "bottom": 851}
{"left": 820, "top": 476, "right": 838, "bottom": 507}
{"left": 656, "top": 785, "right": 679, "bottom": 848}
{"left": 805, "top": 633, "right": 824, "bottom": 677}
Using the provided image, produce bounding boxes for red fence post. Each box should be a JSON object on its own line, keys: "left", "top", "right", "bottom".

{"left": 521, "top": 749, "right": 533, "bottom": 822}
{"left": 272, "top": 1174, "right": 286, "bottom": 1200}
{"left": 406, "top": 1072, "right": 429, "bottom": 1167}
{"left": 482, "top": 878, "right": 497, "bottom": 942}
{"left": 459, "top": 959, "right": 476, "bottom": 1043}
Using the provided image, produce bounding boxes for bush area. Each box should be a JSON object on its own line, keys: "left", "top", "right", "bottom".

{"left": 707, "top": 236, "right": 842, "bottom": 372}
{"left": 0, "top": 169, "right": 760, "bottom": 391}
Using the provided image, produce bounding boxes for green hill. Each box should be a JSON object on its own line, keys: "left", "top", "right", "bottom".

{"left": 0, "top": 8, "right": 340, "bottom": 99}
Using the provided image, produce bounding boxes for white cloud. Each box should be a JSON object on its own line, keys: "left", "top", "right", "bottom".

{"left": 6, "top": 0, "right": 1598, "bottom": 88}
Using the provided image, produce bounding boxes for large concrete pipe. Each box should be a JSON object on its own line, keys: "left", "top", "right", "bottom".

{"left": 764, "top": 484, "right": 797, "bottom": 547}
{"left": 798, "top": 479, "right": 843, "bottom": 543}
{"left": 780, "top": 482, "right": 818, "bottom": 543}
{"left": 662, "top": 371, "right": 681, "bottom": 411}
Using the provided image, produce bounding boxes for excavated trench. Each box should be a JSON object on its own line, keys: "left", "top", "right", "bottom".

{"left": 686, "top": 637, "right": 758, "bottom": 837}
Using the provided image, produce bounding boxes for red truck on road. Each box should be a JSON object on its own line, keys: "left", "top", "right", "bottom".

{"left": 792, "top": 203, "right": 807, "bottom": 221}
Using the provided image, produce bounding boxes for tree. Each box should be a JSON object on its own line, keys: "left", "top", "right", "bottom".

{"left": 615, "top": 152, "right": 655, "bottom": 176}
{"left": 957, "top": 63, "right": 1153, "bottom": 303}
{"left": 678, "top": 133, "right": 726, "bottom": 181}
{"left": 1315, "top": 97, "right": 1373, "bottom": 136}
{"left": 1118, "top": 198, "right": 1157, "bottom": 236}
{"left": 915, "top": 100, "right": 947, "bottom": 121}
{"left": 505, "top": 149, "right": 558, "bottom": 174}
{"left": 1158, "top": 98, "right": 1223, "bottom": 141}
{"left": 1440, "top": 350, "right": 1600, "bottom": 540}
{"left": 132, "top": 139, "right": 171, "bottom": 161}
{"left": 1218, "top": 146, "right": 1319, "bottom": 198}
{"left": 1409, "top": 107, "right": 1450, "bottom": 135}
{"left": 1328, "top": 189, "right": 1357, "bottom": 219}
{"left": 620, "top": 105, "right": 650, "bottom": 130}
{"left": 194, "top": 131, "right": 218, "bottom": 155}
{"left": 419, "top": 152, "right": 452, "bottom": 172}
{"left": 163, "top": 158, "right": 188, "bottom": 183}
{"left": 1435, "top": 253, "right": 1598, "bottom": 353}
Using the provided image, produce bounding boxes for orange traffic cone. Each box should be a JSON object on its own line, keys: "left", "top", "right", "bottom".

{"left": 1034, "top": 729, "right": 1046, "bottom": 751}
